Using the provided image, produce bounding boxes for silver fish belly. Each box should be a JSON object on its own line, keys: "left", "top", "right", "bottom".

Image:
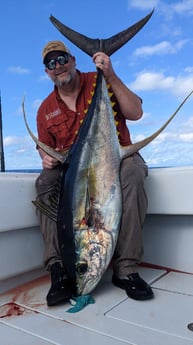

{"left": 72, "top": 75, "right": 122, "bottom": 295}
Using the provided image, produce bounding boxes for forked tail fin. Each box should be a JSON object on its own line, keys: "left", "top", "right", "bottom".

{"left": 49, "top": 10, "right": 154, "bottom": 56}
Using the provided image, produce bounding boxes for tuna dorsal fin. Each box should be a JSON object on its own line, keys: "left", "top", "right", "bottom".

{"left": 49, "top": 10, "right": 154, "bottom": 57}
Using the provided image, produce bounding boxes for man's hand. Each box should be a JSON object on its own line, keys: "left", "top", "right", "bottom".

{"left": 42, "top": 154, "right": 59, "bottom": 169}
{"left": 39, "top": 148, "right": 60, "bottom": 169}
{"left": 92, "top": 52, "right": 115, "bottom": 80}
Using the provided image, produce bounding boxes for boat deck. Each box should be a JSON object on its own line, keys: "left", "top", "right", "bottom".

{"left": 1, "top": 266, "right": 193, "bottom": 345}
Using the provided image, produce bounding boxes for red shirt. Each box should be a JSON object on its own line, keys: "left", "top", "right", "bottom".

{"left": 37, "top": 71, "right": 132, "bottom": 151}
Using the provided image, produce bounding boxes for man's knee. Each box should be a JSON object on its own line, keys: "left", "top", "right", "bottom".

{"left": 120, "top": 154, "right": 147, "bottom": 187}
{"left": 35, "top": 167, "right": 62, "bottom": 193}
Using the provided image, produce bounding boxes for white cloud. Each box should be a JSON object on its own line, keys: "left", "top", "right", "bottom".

{"left": 179, "top": 133, "right": 193, "bottom": 142}
{"left": 4, "top": 135, "right": 35, "bottom": 148}
{"left": 134, "top": 40, "right": 188, "bottom": 57}
{"left": 130, "top": 0, "right": 193, "bottom": 17}
{"left": 129, "top": 71, "right": 193, "bottom": 96}
{"left": 129, "top": 0, "right": 159, "bottom": 10}
{"left": 16, "top": 148, "right": 26, "bottom": 153}
{"left": 172, "top": 0, "right": 193, "bottom": 14}
{"left": 128, "top": 110, "right": 193, "bottom": 167}
{"left": 133, "top": 131, "right": 178, "bottom": 145}
{"left": 137, "top": 130, "right": 193, "bottom": 167}
{"left": 7, "top": 66, "right": 31, "bottom": 74}
{"left": 4, "top": 136, "right": 20, "bottom": 146}
{"left": 3, "top": 135, "right": 40, "bottom": 170}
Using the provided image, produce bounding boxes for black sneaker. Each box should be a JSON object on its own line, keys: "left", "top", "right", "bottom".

{"left": 112, "top": 273, "right": 154, "bottom": 300}
{"left": 46, "top": 262, "right": 72, "bottom": 306}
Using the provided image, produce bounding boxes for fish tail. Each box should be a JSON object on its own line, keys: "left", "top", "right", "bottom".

{"left": 49, "top": 10, "right": 154, "bottom": 57}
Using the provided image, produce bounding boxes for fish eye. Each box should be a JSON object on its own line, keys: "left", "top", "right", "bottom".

{"left": 76, "top": 261, "right": 88, "bottom": 275}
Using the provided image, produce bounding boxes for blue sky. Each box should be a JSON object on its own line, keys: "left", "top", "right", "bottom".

{"left": 1, "top": 0, "right": 193, "bottom": 170}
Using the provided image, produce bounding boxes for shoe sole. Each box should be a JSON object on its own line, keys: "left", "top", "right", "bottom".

{"left": 47, "top": 293, "right": 72, "bottom": 306}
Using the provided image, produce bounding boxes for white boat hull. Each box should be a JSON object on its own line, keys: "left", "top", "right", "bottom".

{"left": 0, "top": 167, "right": 193, "bottom": 344}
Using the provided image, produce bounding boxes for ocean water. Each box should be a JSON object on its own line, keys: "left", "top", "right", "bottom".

{"left": 4, "top": 169, "right": 41, "bottom": 173}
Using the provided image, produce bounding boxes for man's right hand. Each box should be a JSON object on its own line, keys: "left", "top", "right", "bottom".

{"left": 39, "top": 148, "right": 60, "bottom": 169}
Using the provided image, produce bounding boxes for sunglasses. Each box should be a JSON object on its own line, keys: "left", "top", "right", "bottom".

{"left": 45, "top": 53, "right": 70, "bottom": 70}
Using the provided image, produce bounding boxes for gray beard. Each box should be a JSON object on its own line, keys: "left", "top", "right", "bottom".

{"left": 54, "top": 70, "right": 76, "bottom": 88}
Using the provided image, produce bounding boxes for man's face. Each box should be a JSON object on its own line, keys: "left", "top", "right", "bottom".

{"left": 45, "top": 52, "right": 76, "bottom": 87}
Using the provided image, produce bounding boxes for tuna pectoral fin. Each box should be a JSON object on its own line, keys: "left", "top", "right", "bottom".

{"left": 121, "top": 90, "right": 193, "bottom": 158}
{"left": 50, "top": 10, "right": 154, "bottom": 57}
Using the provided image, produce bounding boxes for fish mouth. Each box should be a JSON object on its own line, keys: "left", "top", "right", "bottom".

{"left": 80, "top": 275, "right": 102, "bottom": 296}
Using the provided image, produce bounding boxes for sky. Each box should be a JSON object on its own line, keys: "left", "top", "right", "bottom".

{"left": 1, "top": 0, "right": 193, "bottom": 170}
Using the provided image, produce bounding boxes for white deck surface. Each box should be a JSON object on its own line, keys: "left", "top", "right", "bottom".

{"left": 1, "top": 267, "right": 193, "bottom": 345}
